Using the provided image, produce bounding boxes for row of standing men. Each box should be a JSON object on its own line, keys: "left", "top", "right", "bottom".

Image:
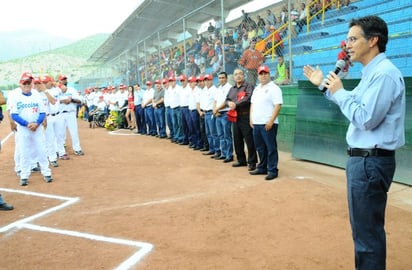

{"left": 5, "top": 72, "right": 85, "bottom": 187}
{"left": 131, "top": 66, "right": 282, "bottom": 180}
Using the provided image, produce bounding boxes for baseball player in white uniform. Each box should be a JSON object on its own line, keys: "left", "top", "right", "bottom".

{"left": 40, "top": 75, "right": 62, "bottom": 167}
{"left": 57, "top": 74, "right": 84, "bottom": 157}
{"left": 9, "top": 72, "right": 53, "bottom": 186}
{"left": 6, "top": 84, "right": 40, "bottom": 176}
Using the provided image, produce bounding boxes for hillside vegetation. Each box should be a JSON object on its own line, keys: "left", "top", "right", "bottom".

{"left": 0, "top": 33, "right": 109, "bottom": 90}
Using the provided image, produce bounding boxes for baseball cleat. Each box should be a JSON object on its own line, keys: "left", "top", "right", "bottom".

{"left": 50, "top": 161, "right": 59, "bottom": 167}
{"left": 44, "top": 175, "right": 53, "bottom": 183}
{"left": 20, "top": 179, "right": 28, "bottom": 186}
{"left": 74, "top": 150, "right": 85, "bottom": 156}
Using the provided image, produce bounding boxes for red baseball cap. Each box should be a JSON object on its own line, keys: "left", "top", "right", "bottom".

{"left": 155, "top": 79, "right": 161, "bottom": 85}
{"left": 196, "top": 75, "right": 204, "bottom": 82}
{"left": 41, "top": 75, "right": 54, "bottom": 83}
{"left": 258, "top": 65, "right": 270, "bottom": 74}
{"left": 119, "top": 83, "right": 127, "bottom": 89}
{"left": 146, "top": 81, "right": 152, "bottom": 86}
{"left": 188, "top": 76, "right": 197, "bottom": 83}
{"left": 20, "top": 72, "right": 33, "bottom": 83}
{"left": 162, "top": 78, "right": 169, "bottom": 84}
{"left": 33, "top": 77, "right": 42, "bottom": 84}
{"left": 204, "top": 74, "right": 213, "bottom": 80}
{"left": 168, "top": 76, "right": 176, "bottom": 82}
{"left": 179, "top": 74, "right": 187, "bottom": 81}
{"left": 58, "top": 74, "right": 67, "bottom": 81}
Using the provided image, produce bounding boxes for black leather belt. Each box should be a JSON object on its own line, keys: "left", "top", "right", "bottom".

{"left": 62, "top": 111, "right": 69, "bottom": 113}
{"left": 203, "top": 110, "right": 212, "bottom": 113}
{"left": 48, "top": 112, "right": 60, "bottom": 116}
{"left": 172, "top": 106, "right": 180, "bottom": 109}
{"left": 237, "top": 111, "right": 249, "bottom": 116}
{"left": 181, "top": 106, "right": 188, "bottom": 108}
{"left": 347, "top": 148, "right": 395, "bottom": 157}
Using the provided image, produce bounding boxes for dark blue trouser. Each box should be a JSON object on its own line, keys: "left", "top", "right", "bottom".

{"left": 172, "top": 107, "right": 183, "bottom": 142}
{"left": 166, "top": 107, "right": 174, "bottom": 139}
{"left": 144, "top": 106, "right": 156, "bottom": 135}
{"left": 215, "top": 111, "right": 233, "bottom": 159}
{"left": 180, "top": 107, "right": 190, "bottom": 144}
{"left": 346, "top": 155, "right": 395, "bottom": 270}
{"left": 154, "top": 106, "right": 166, "bottom": 137}
{"left": 134, "top": 105, "right": 146, "bottom": 134}
{"left": 188, "top": 110, "right": 201, "bottom": 147}
{"left": 252, "top": 124, "right": 279, "bottom": 174}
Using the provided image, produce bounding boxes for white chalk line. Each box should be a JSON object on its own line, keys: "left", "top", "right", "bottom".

{"left": 109, "top": 129, "right": 139, "bottom": 136}
{"left": 1, "top": 131, "right": 14, "bottom": 147}
{"left": 0, "top": 188, "right": 153, "bottom": 269}
{"left": 19, "top": 224, "right": 153, "bottom": 270}
{"left": 86, "top": 192, "right": 209, "bottom": 215}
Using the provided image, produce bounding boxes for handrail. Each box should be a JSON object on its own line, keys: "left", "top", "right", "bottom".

{"left": 255, "top": 22, "right": 288, "bottom": 62}
{"left": 306, "top": 0, "right": 340, "bottom": 33}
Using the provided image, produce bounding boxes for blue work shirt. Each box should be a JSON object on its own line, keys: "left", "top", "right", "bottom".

{"left": 327, "top": 53, "right": 405, "bottom": 150}
{"left": 134, "top": 89, "right": 144, "bottom": 105}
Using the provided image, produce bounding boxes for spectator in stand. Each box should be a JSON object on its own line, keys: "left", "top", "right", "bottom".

{"left": 297, "top": 3, "right": 307, "bottom": 33}
{"left": 187, "top": 56, "right": 201, "bottom": 77}
{"left": 223, "top": 30, "right": 235, "bottom": 47}
{"left": 210, "top": 55, "right": 222, "bottom": 77}
{"left": 274, "top": 56, "right": 289, "bottom": 85}
{"left": 238, "top": 38, "right": 265, "bottom": 86}
{"left": 247, "top": 25, "right": 257, "bottom": 41}
{"left": 207, "top": 22, "right": 215, "bottom": 38}
{"left": 256, "top": 15, "right": 266, "bottom": 31}
{"left": 337, "top": 40, "right": 353, "bottom": 79}
{"left": 280, "top": 5, "right": 288, "bottom": 24}
{"left": 215, "top": 17, "right": 222, "bottom": 38}
{"left": 290, "top": 4, "right": 299, "bottom": 38}
{"left": 265, "top": 9, "right": 275, "bottom": 26}
{"left": 224, "top": 46, "right": 238, "bottom": 85}
{"left": 241, "top": 34, "right": 250, "bottom": 51}
{"left": 266, "top": 25, "right": 284, "bottom": 56}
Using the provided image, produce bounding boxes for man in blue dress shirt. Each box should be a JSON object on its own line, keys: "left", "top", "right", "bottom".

{"left": 303, "top": 16, "right": 405, "bottom": 270}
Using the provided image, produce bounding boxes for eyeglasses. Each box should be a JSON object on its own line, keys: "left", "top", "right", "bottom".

{"left": 346, "top": 36, "right": 358, "bottom": 44}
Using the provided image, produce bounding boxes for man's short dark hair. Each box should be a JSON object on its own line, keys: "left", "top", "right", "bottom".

{"left": 349, "top": 15, "right": 388, "bottom": 53}
{"left": 218, "top": 71, "right": 228, "bottom": 78}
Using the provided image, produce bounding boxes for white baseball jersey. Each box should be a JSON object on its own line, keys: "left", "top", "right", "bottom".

{"left": 59, "top": 86, "right": 79, "bottom": 113}
{"left": 10, "top": 89, "right": 46, "bottom": 125}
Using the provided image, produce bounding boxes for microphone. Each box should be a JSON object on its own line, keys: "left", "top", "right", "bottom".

{"left": 319, "top": 60, "right": 346, "bottom": 92}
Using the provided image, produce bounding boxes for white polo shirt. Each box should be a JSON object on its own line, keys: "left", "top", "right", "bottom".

{"left": 251, "top": 81, "right": 283, "bottom": 124}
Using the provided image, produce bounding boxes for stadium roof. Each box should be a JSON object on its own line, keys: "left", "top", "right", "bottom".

{"left": 88, "top": 0, "right": 253, "bottom": 63}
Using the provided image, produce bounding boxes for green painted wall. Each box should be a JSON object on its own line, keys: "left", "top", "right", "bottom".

{"left": 289, "top": 79, "right": 412, "bottom": 185}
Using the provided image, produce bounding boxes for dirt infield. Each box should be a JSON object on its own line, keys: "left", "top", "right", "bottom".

{"left": 1, "top": 118, "right": 412, "bottom": 270}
